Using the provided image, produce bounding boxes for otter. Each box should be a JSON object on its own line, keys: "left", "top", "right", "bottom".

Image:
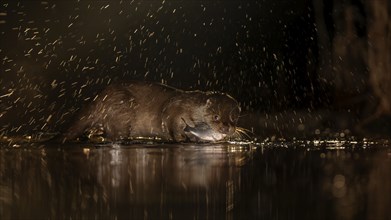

{"left": 61, "top": 82, "right": 241, "bottom": 143}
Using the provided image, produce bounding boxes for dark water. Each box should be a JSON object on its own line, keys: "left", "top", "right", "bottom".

{"left": 0, "top": 139, "right": 390, "bottom": 220}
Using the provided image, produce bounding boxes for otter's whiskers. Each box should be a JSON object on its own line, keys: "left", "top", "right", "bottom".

{"left": 232, "top": 127, "right": 252, "bottom": 140}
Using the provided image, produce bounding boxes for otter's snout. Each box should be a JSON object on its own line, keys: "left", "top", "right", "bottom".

{"left": 219, "top": 123, "right": 235, "bottom": 135}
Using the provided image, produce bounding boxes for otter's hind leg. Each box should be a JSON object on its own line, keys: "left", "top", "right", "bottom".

{"left": 60, "top": 115, "right": 93, "bottom": 142}
{"left": 59, "top": 100, "right": 102, "bottom": 142}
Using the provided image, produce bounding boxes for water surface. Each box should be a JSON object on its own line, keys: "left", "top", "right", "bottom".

{"left": 0, "top": 139, "right": 390, "bottom": 219}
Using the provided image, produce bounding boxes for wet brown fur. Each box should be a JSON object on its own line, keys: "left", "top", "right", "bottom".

{"left": 62, "top": 82, "right": 240, "bottom": 142}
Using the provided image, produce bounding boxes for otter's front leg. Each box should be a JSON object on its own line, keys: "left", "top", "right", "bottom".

{"left": 168, "top": 117, "right": 187, "bottom": 142}
{"left": 164, "top": 115, "right": 195, "bottom": 142}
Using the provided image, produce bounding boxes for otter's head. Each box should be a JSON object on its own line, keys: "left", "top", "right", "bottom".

{"left": 185, "top": 92, "right": 240, "bottom": 142}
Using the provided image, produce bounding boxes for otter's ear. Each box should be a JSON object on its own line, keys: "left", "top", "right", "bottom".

{"left": 206, "top": 98, "right": 212, "bottom": 107}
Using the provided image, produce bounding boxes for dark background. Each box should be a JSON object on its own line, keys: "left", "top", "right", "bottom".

{"left": 0, "top": 0, "right": 388, "bottom": 137}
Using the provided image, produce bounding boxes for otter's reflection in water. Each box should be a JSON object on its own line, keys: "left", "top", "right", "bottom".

{"left": 0, "top": 142, "right": 390, "bottom": 219}
{"left": 92, "top": 144, "right": 255, "bottom": 219}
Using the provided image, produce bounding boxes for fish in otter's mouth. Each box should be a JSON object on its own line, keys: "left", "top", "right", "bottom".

{"left": 182, "top": 118, "right": 227, "bottom": 141}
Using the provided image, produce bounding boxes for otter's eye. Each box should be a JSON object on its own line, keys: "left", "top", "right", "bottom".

{"left": 213, "top": 115, "right": 220, "bottom": 121}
